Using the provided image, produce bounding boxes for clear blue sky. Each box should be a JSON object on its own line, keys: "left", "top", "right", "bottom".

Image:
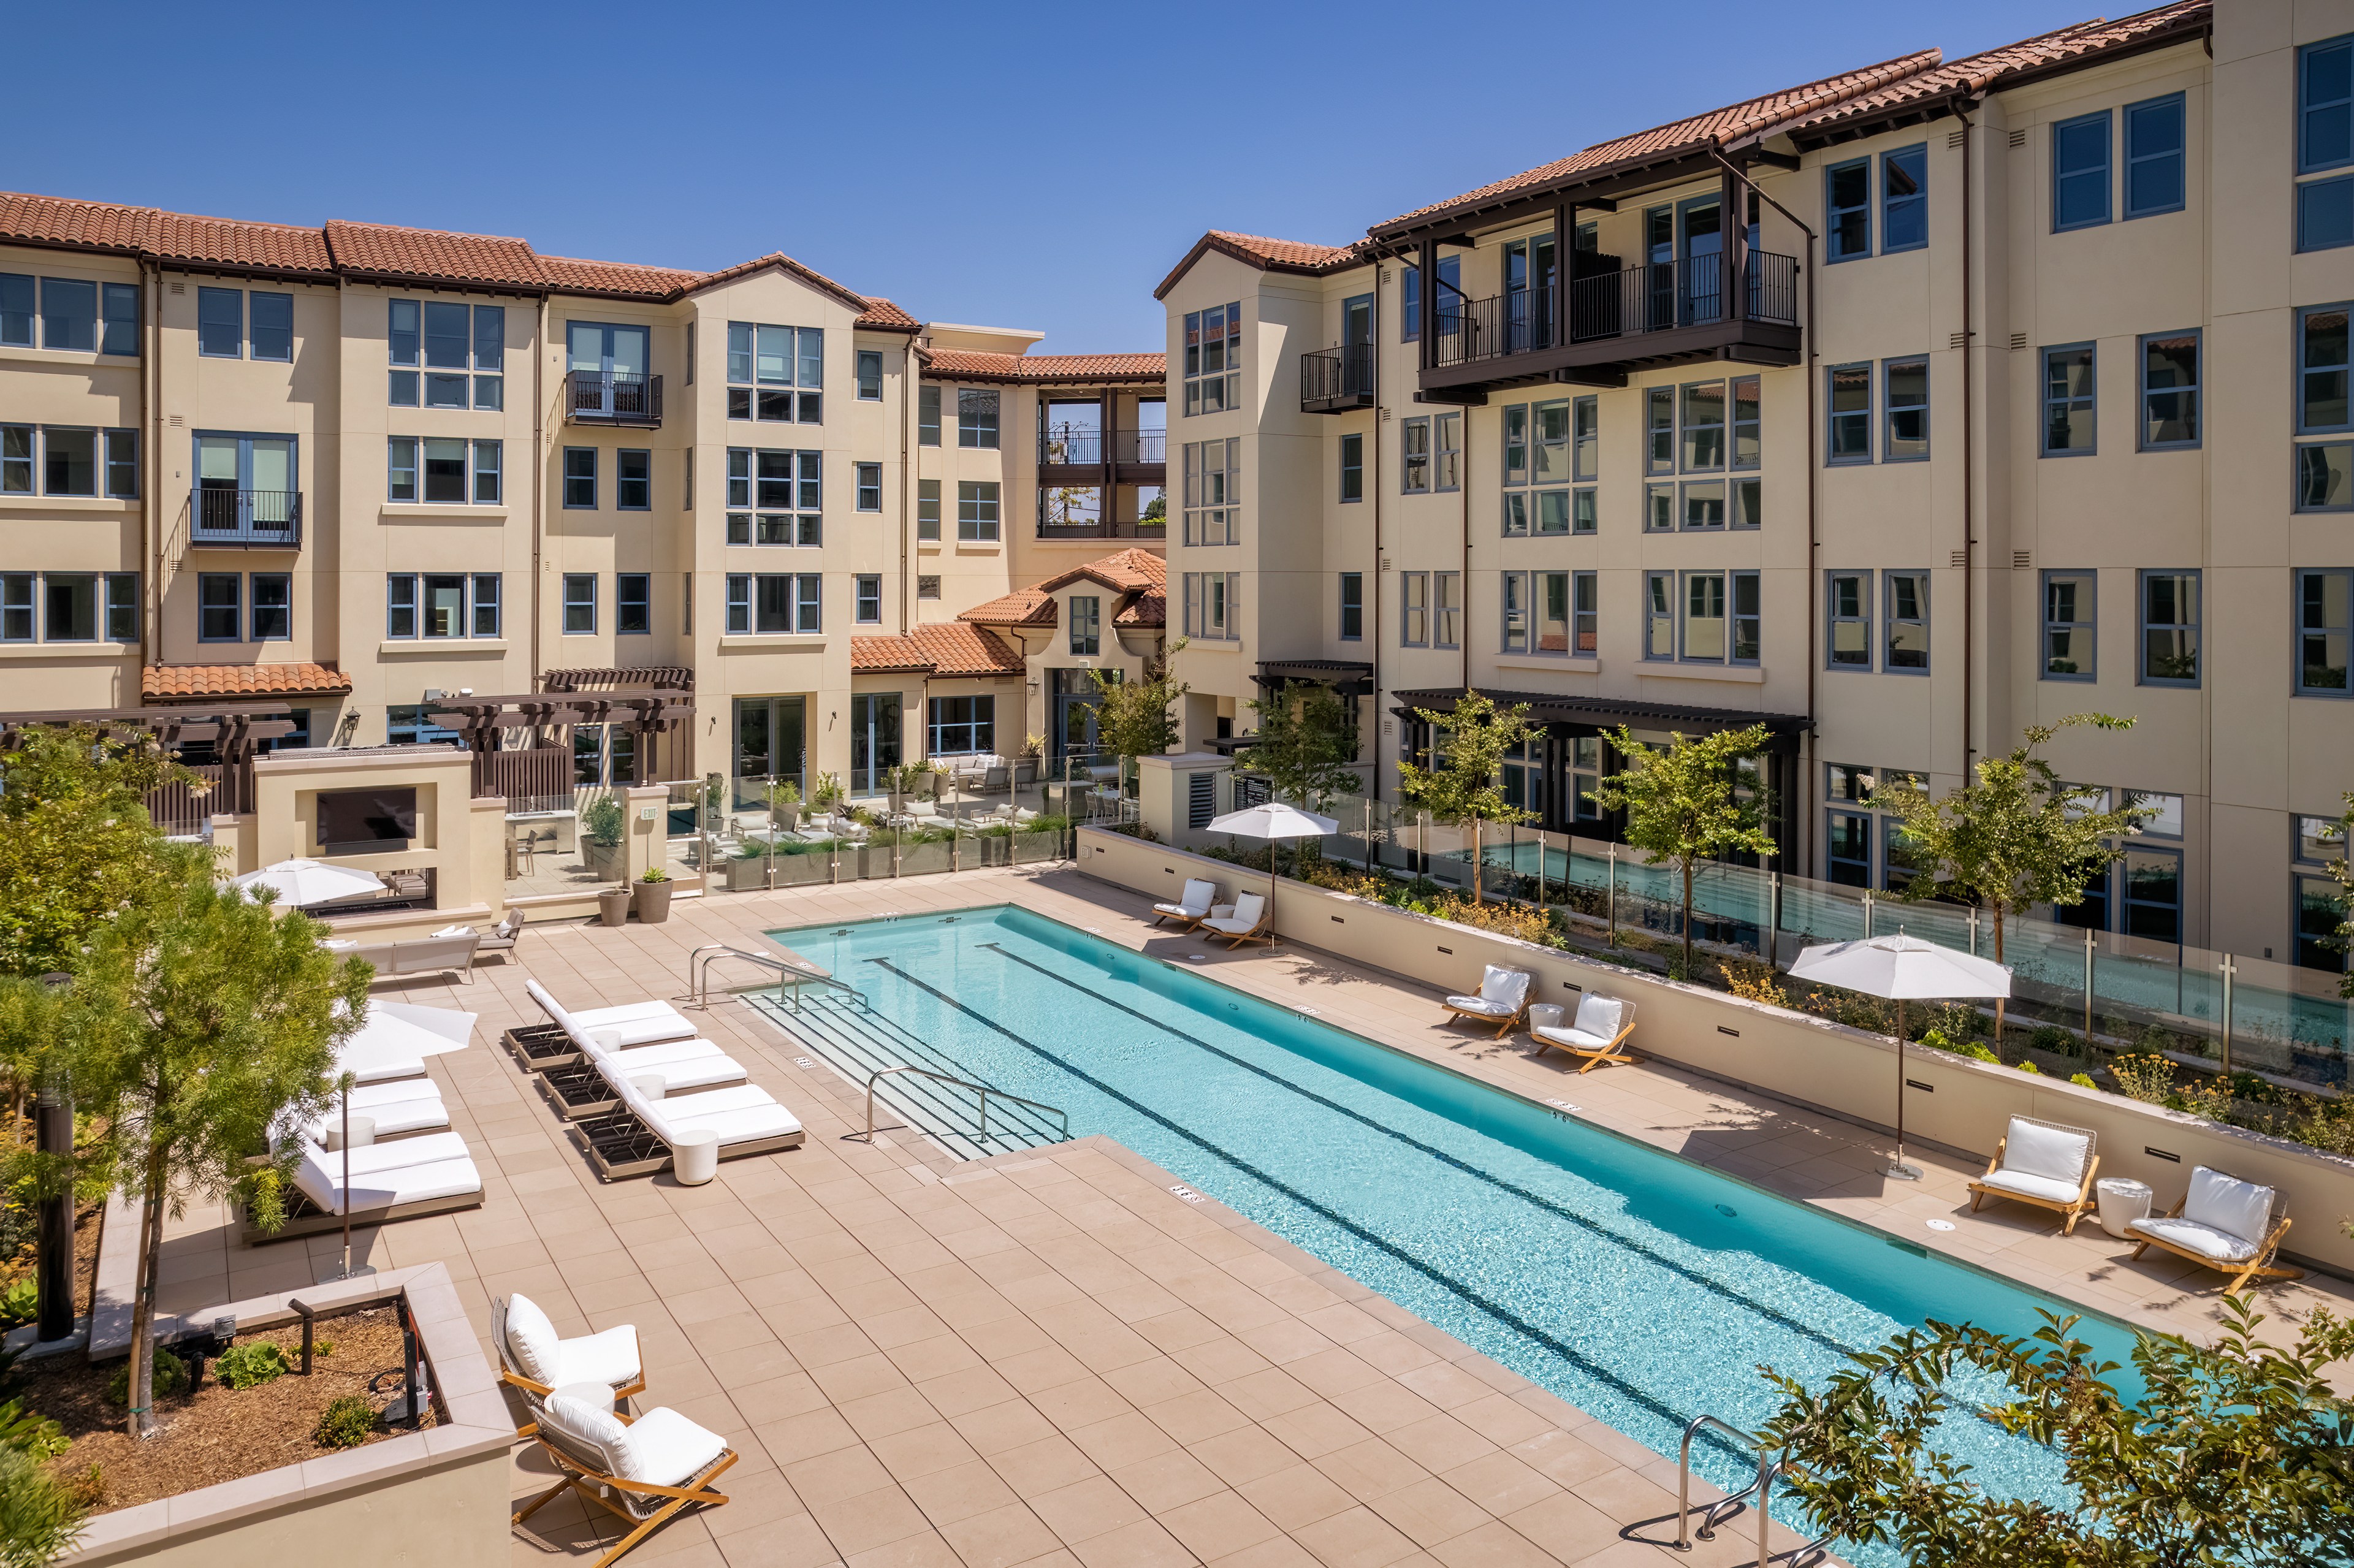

{"left": 18, "top": 1, "right": 2105, "bottom": 353}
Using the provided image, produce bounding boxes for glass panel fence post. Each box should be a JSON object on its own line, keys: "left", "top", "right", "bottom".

{"left": 2083, "top": 925, "right": 2095, "bottom": 1046}
{"left": 1607, "top": 842, "right": 1618, "bottom": 947}
{"left": 2219, "top": 952, "right": 2236, "bottom": 1078}
{"left": 1768, "top": 870, "right": 1781, "bottom": 967}
{"left": 1363, "top": 797, "right": 1374, "bottom": 874}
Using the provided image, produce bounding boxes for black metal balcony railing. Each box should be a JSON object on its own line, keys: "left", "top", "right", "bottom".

{"left": 1430, "top": 253, "right": 1799, "bottom": 370}
{"left": 1036, "top": 516, "right": 1167, "bottom": 539}
{"left": 1038, "top": 426, "right": 1166, "bottom": 466}
{"left": 191, "top": 488, "right": 302, "bottom": 546}
{"left": 1300, "top": 345, "right": 1376, "bottom": 412}
{"left": 1118, "top": 428, "right": 1165, "bottom": 465}
{"left": 565, "top": 369, "right": 663, "bottom": 425}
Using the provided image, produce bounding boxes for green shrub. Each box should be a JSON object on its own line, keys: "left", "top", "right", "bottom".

{"left": 581, "top": 793, "right": 625, "bottom": 848}
{"left": 0, "top": 1397, "right": 66, "bottom": 1460}
{"left": 213, "top": 1341, "right": 292, "bottom": 1390}
{"left": 2017, "top": 1059, "right": 2041, "bottom": 1075}
{"left": 0, "top": 1281, "right": 37, "bottom": 1332}
{"left": 104, "top": 1349, "right": 186, "bottom": 1407}
{"left": 2028, "top": 1024, "right": 2080, "bottom": 1057}
{"left": 2070, "top": 1073, "right": 2099, "bottom": 1089}
{"left": 313, "top": 1396, "right": 379, "bottom": 1450}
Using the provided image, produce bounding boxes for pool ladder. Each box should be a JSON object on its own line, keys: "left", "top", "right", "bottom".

{"left": 1674, "top": 1414, "right": 1832, "bottom": 1567}
{"left": 856, "top": 1064, "right": 1068, "bottom": 1147}
{"left": 687, "top": 944, "right": 870, "bottom": 1011}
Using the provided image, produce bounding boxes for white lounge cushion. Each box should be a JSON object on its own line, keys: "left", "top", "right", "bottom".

{"left": 527, "top": 980, "right": 698, "bottom": 1051}
{"left": 292, "top": 1143, "right": 481, "bottom": 1214}
{"left": 557, "top": 1324, "right": 644, "bottom": 1389}
{"left": 1446, "top": 995, "right": 1518, "bottom": 1017}
{"left": 605, "top": 1068, "right": 801, "bottom": 1150}
{"left": 1154, "top": 879, "right": 1217, "bottom": 919}
{"left": 1999, "top": 1118, "right": 2092, "bottom": 1187}
{"left": 1534, "top": 1024, "right": 1614, "bottom": 1053}
{"left": 541, "top": 1392, "right": 630, "bottom": 1476}
{"left": 504, "top": 1292, "right": 562, "bottom": 1385}
{"left": 1573, "top": 994, "right": 1626, "bottom": 1040}
{"left": 2181, "top": 1166, "right": 2275, "bottom": 1245}
{"left": 1976, "top": 1168, "right": 2087, "bottom": 1206}
{"left": 341, "top": 1053, "right": 425, "bottom": 1086}
{"left": 2128, "top": 1215, "right": 2261, "bottom": 1263}
{"left": 1480, "top": 965, "right": 1531, "bottom": 1008}
{"left": 430, "top": 924, "right": 477, "bottom": 939}
{"left": 1202, "top": 892, "right": 1266, "bottom": 936}
{"left": 325, "top": 1131, "right": 473, "bottom": 1175}
{"left": 612, "top": 1406, "right": 730, "bottom": 1488}
{"left": 595, "top": 1040, "right": 745, "bottom": 1091}
{"left": 306, "top": 1081, "right": 449, "bottom": 1140}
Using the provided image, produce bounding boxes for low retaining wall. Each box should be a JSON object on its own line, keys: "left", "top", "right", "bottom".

{"left": 66, "top": 1262, "right": 510, "bottom": 1568}
{"left": 1077, "top": 828, "right": 2354, "bottom": 1278}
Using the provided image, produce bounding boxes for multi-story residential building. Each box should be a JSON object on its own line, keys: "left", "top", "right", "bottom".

{"left": 0, "top": 194, "right": 1162, "bottom": 800}
{"left": 1152, "top": 0, "right": 2354, "bottom": 973}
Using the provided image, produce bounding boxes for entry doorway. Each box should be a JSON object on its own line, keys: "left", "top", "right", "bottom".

{"left": 850, "top": 693, "right": 901, "bottom": 796}
{"left": 1051, "top": 668, "right": 1105, "bottom": 774}
{"left": 731, "top": 696, "right": 806, "bottom": 810}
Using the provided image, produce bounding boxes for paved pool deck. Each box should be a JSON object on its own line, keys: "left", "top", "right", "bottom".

{"left": 139, "top": 864, "right": 2354, "bottom": 1568}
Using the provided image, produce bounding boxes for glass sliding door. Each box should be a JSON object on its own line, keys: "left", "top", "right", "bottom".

{"left": 567, "top": 322, "right": 652, "bottom": 417}
{"left": 194, "top": 432, "right": 297, "bottom": 538}
{"left": 849, "top": 693, "right": 901, "bottom": 796}
{"left": 1679, "top": 197, "right": 1723, "bottom": 324}
{"left": 731, "top": 696, "right": 807, "bottom": 810}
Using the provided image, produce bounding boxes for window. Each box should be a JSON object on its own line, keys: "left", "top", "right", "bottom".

{"left": 1181, "top": 438, "right": 1238, "bottom": 545}
{"left": 2124, "top": 94, "right": 2185, "bottom": 218}
{"left": 724, "top": 447, "right": 823, "bottom": 542}
{"left": 2042, "top": 344, "right": 2096, "bottom": 455}
{"left": 0, "top": 276, "right": 26, "bottom": 348}
{"left": 2042, "top": 571, "right": 2097, "bottom": 680}
{"left": 1826, "top": 157, "right": 1870, "bottom": 261}
{"left": 563, "top": 573, "right": 597, "bottom": 634}
{"left": 856, "top": 462, "right": 881, "bottom": 512}
{"left": 2299, "top": 303, "right": 2350, "bottom": 432}
{"left": 1884, "top": 571, "right": 1929, "bottom": 672}
{"left": 387, "top": 299, "right": 419, "bottom": 405}
{"left": 957, "top": 481, "right": 1000, "bottom": 541}
{"left": 1534, "top": 398, "right": 1570, "bottom": 482}
{"left": 1339, "top": 573, "right": 1362, "bottom": 641}
{"left": 1882, "top": 145, "right": 1927, "bottom": 251}
{"left": 42, "top": 428, "right": 96, "bottom": 497}
{"left": 2301, "top": 40, "right": 2354, "bottom": 248}
{"left": 473, "top": 573, "right": 501, "bottom": 637}
{"left": 726, "top": 322, "right": 823, "bottom": 422}
{"left": 2139, "top": 330, "right": 2198, "bottom": 448}
{"left": 1682, "top": 573, "right": 1729, "bottom": 661}
{"left": 856, "top": 349, "right": 883, "bottom": 400}
{"left": 197, "top": 287, "right": 242, "bottom": 357}
{"left": 1503, "top": 403, "right": 1528, "bottom": 486}
{"left": 1433, "top": 571, "right": 1460, "bottom": 649}
{"left": 386, "top": 573, "right": 498, "bottom": 639}
{"left": 37, "top": 574, "right": 99, "bottom": 642}
{"left": 563, "top": 447, "right": 596, "bottom": 508}
{"left": 36, "top": 278, "right": 93, "bottom": 353}
{"left": 917, "top": 479, "right": 940, "bottom": 541}
{"left": 605, "top": 572, "right": 645, "bottom": 635}
{"left": 918, "top": 384, "right": 940, "bottom": 446}
{"left": 918, "top": 575, "right": 940, "bottom": 599}
{"left": 1434, "top": 412, "right": 1461, "bottom": 492}
{"left": 723, "top": 573, "right": 823, "bottom": 634}
{"left": 379, "top": 300, "right": 503, "bottom": 408}
{"left": 200, "top": 573, "right": 241, "bottom": 641}
{"left": 1646, "top": 387, "right": 1674, "bottom": 474}
{"left": 1401, "top": 573, "right": 1428, "bottom": 647}
{"left": 2301, "top": 175, "right": 2354, "bottom": 252}
{"left": 917, "top": 695, "right": 990, "bottom": 757}
{"left": 101, "top": 282, "right": 137, "bottom": 356}
{"left": 1829, "top": 573, "right": 1870, "bottom": 668}
{"left": 248, "top": 291, "right": 293, "bottom": 362}
{"left": 2298, "top": 568, "right": 2352, "bottom": 695}
{"left": 1070, "top": 595, "right": 1101, "bottom": 656}
{"left": 1645, "top": 482, "right": 1674, "bottom": 533}
{"left": 1573, "top": 571, "right": 1598, "bottom": 655}
{"left": 2053, "top": 111, "right": 2112, "bottom": 230}
{"left": 1502, "top": 493, "right": 1528, "bottom": 538}
{"left": 684, "top": 323, "right": 694, "bottom": 385}
{"left": 1644, "top": 572, "right": 1674, "bottom": 660}
{"left": 1681, "top": 380, "right": 1724, "bottom": 471}
{"left": 2139, "top": 569, "right": 2200, "bottom": 685}
{"left": 855, "top": 574, "right": 881, "bottom": 625}
{"left": 617, "top": 450, "right": 651, "bottom": 511}
{"left": 1572, "top": 396, "right": 1598, "bottom": 479}
{"left": 1184, "top": 302, "right": 1241, "bottom": 414}
{"left": 0, "top": 425, "right": 25, "bottom": 493}
{"left": 385, "top": 574, "right": 416, "bottom": 639}
{"left": 1339, "top": 432, "right": 1363, "bottom": 501}
{"left": 1827, "top": 363, "right": 1870, "bottom": 462}
{"left": 1884, "top": 358, "right": 1928, "bottom": 460}
{"left": 1, "top": 573, "right": 130, "bottom": 644}
{"left": 2296, "top": 439, "right": 2353, "bottom": 509}
{"left": 1401, "top": 417, "right": 1429, "bottom": 493}
{"left": 246, "top": 573, "right": 291, "bottom": 641}
{"left": 1731, "top": 378, "right": 1759, "bottom": 470}
{"left": 474, "top": 439, "right": 501, "bottom": 504}
{"left": 957, "top": 387, "right": 999, "bottom": 448}
{"left": 1681, "top": 479, "right": 1725, "bottom": 530}
{"left": 1826, "top": 809, "right": 1872, "bottom": 887}
{"left": 1182, "top": 572, "right": 1240, "bottom": 640}
{"left": 0, "top": 575, "right": 25, "bottom": 642}
{"left": 1574, "top": 489, "right": 1598, "bottom": 535}
{"left": 1401, "top": 265, "right": 1419, "bottom": 341}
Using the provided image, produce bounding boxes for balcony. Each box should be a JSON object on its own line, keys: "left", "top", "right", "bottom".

{"left": 1038, "top": 424, "right": 1165, "bottom": 484}
{"left": 1420, "top": 252, "right": 1800, "bottom": 399}
{"left": 565, "top": 369, "right": 663, "bottom": 427}
{"left": 1035, "top": 516, "right": 1167, "bottom": 541}
{"left": 191, "top": 489, "right": 302, "bottom": 547}
{"left": 1300, "top": 346, "right": 1376, "bottom": 413}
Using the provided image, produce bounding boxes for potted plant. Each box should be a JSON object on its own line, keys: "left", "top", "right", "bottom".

{"left": 810, "top": 772, "right": 845, "bottom": 818}
{"left": 726, "top": 843, "right": 771, "bottom": 890}
{"left": 1016, "top": 734, "right": 1045, "bottom": 788}
{"left": 924, "top": 761, "right": 951, "bottom": 799}
{"left": 635, "top": 866, "right": 673, "bottom": 924}
{"left": 767, "top": 779, "right": 802, "bottom": 834}
{"left": 596, "top": 885, "right": 631, "bottom": 926}
{"left": 581, "top": 792, "right": 627, "bottom": 880}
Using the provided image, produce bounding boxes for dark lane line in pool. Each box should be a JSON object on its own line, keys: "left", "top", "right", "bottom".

{"left": 978, "top": 941, "right": 1862, "bottom": 1361}
{"left": 869, "top": 956, "right": 1750, "bottom": 1451}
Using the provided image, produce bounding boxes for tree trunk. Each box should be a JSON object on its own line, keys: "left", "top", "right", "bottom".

{"left": 1682, "top": 861, "right": 1696, "bottom": 976}
{"left": 124, "top": 1146, "right": 166, "bottom": 1439}
{"left": 1470, "top": 817, "right": 1483, "bottom": 905}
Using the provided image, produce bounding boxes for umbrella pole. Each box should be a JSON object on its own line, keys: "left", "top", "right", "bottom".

{"left": 1889, "top": 999, "right": 1920, "bottom": 1181}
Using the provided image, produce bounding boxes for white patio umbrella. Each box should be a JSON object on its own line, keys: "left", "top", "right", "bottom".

{"left": 232, "top": 858, "right": 383, "bottom": 907}
{"left": 1786, "top": 931, "right": 2010, "bottom": 1181}
{"left": 1205, "top": 802, "right": 1338, "bottom": 944}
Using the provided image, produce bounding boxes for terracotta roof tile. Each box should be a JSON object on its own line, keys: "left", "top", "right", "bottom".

{"left": 0, "top": 191, "right": 333, "bottom": 275}
{"left": 1114, "top": 592, "right": 1165, "bottom": 628}
{"left": 142, "top": 663, "right": 352, "bottom": 702}
{"left": 855, "top": 297, "right": 921, "bottom": 331}
{"left": 537, "top": 254, "right": 706, "bottom": 299}
{"left": 1782, "top": 3, "right": 2211, "bottom": 143}
{"left": 959, "top": 587, "right": 1056, "bottom": 625}
{"left": 851, "top": 624, "right": 1026, "bottom": 677}
{"left": 961, "top": 549, "right": 1167, "bottom": 631}
{"left": 922, "top": 348, "right": 1165, "bottom": 384}
{"left": 1035, "top": 547, "right": 1165, "bottom": 596}
{"left": 1368, "top": 48, "right": 1943, "bottom": 235}
{"left": 323, "top": 219, "right": 543, "bottom": 287}
{"left": 1153, "top": 231, "right": 1372, "bottom": 300}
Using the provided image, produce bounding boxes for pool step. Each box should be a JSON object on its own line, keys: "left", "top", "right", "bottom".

{"left": 745, "top": 991, "right": 1067, "bottom": 1159}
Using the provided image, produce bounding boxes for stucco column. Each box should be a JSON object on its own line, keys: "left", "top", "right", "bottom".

{"left": 208, "top": 814, "right": 253, "bottom": 876}
{"left": 469, "top": 795, "right": 509, "bottom": 916}
{"left": 623, "top": 783, "right": 671, "bottom": 886}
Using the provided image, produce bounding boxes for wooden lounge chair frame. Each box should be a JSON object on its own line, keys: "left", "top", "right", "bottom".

{"left": 1965, "top": 1118, "right": 2101, "bottom": 1235}
{"left": 2130, "top": 1182, "right": 2304, "bottom": 1293}
{"left": 513, "top": 1412, "right": 736, "bottom": 1568}
{"left": 1443, "top": 975, "right": 1532, "bottom": 1040}
{"left": 490, "top": 1296, "right": 647, "bottom": 1439}
{"left": 240, "top": 1183, "right": 481, "bottom": 1245}
{"left": 568, "top": 1109, "right": 806, "bottom": 1182}
{"left": 503, "top": 1021, "right": 581, "bottom": 1073}
{"left": 1530, "top": 996, "right": 1640, "bottom": 1073}
{"left": 1152, "top": 881, "right": 1221, "bottom": 930}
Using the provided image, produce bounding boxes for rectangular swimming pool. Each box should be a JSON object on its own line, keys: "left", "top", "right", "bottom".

{"left": 766, "top": 906, "right": 2131, "bottom": 1551}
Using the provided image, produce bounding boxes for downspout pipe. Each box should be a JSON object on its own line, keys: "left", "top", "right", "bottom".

{"left": 1953, "top": 97, "right": 1979, "bottom": 786}
{"left": 141, "top": 259, "right": 159, "bottom": 673}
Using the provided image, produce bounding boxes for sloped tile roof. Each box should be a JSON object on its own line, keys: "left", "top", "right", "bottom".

{"left": 958, "top": 587, "right": 1056, "bottom": 626}
{"left": 324, "top": 219, "right": 541, "bottom": 287}
{"left": 1782, "top": 2, "right": 2210, "bottom": 144}
{"left": 1035, "top": 547, "right": 1165, "bottom": 596}
{"left": 922, "top": 349, "right": 1166, "bottom": 384}
{"left": 143, "top": 663, "right": 352, "bottom": 702}
{"left": 1154, "top": 230, "right": 1373, "bottom": 300}
{"left": 960, "top": 549, "right": 1167, "bottom": 630}
{"left": 0, "top": 191, "right": 333, "bottom": 275}
{"left": 851, "top": 623, "right": 1026, "bottom": 677}
{"left": 854, "top": 297, "right": 921, "bottom": 331}
{"left": 537, "top": 254, "right": 707, "bottom": 299}
{"left": 1114, "top": 592, "right": 1165, "bottom": 628}
{"left": 1368, "top": 48, "right": 1943, "bottom": 237}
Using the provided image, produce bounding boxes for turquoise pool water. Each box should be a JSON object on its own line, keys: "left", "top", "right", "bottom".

{"left": 772, "top": 907, "right": 2133, "bottom": 1548}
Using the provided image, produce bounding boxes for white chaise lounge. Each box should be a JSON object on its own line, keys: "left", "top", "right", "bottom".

{"left": 1967, "top": 1116, "right": 2100, "bottom": 1233}
{"left": 527, "top": 980, "right": 699, "bottom": 1049}
{"left": 570, "top": 1056, "right": 804, "bottom": 1181}
{"left": 2128, "top": 1165, "right": 2303, "bottom": 1293}
{"left": 305, "top": 1078, "right": 453, "bottom": 1141}
{"left": 250, "top": 1129, "right": 484, "bottom": 1241}
{"left": 537, "top": 1028, "right": 751, "bottom": 1122}
{"left": 1444, "top": 965, "right": 1534, "bottom": 1038}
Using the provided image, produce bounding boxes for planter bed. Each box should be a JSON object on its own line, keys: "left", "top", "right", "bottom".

{"left": 500, "top": 1022, "right": 577, "bottom": 1073}
{"left": 20, "top": 1304, "right": 433, "bottom": 1517}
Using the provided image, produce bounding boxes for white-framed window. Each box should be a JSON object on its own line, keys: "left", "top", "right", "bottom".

{"left": 1183, "top": 302, "right": 1241, "bottom": 415}
{"left": 1183, "top": 438, "right": 1240, "bottom": 544}
{"left": 727, "top": 322, "right": 822, "bottom": 422}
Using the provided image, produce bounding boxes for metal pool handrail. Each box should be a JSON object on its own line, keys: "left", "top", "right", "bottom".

{"left": 1673, "top": 1413, "right": 1829, "bottom": 1566}
{"left": 687, "top": 944, "right": 867, "bottom": 1011}
{"left": 860, "top": 1064, "right": 1068, "bottom": 1147}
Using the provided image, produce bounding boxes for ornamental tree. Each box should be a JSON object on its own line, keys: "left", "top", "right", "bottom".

{"left": 1396, "top": 693, "right": 1534, "bottom": 905}
{"left": 1585, "top": 724, "right": 1776, "bottom": 976}
{"left": 1089, "top": 640, "right": 1190, "bottom": 782}
{"left": 1237, "top": 682, "right": 1362, "bottom": 815}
